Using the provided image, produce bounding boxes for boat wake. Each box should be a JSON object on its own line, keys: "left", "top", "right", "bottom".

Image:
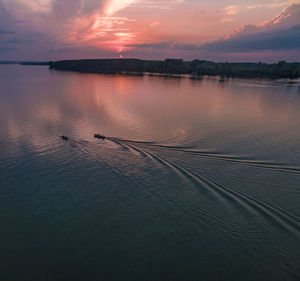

{"left": 108, "top": 137, "right": 300, "bottom": 175}
{"left": 65, "top": 136, "right": 300, "bottom": 237}
{"left": 112, "top": 139, "right": 300, "bottom": 234}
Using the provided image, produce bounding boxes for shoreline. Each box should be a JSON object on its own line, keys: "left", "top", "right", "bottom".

{"left": 49, "top": 58, "right": 300, "bottom": 79}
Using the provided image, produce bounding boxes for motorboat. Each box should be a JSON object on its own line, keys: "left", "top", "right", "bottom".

{"left": 59, "top": 135, "right": 69, "bottom": 141}
{"left": 94, "top": 133, "right": 106, "bottom": 140}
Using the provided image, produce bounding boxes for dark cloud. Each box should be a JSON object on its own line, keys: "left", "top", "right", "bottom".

{"left": 128, "top": 42, "right": 200, "bottom": 51}
{"left": 129, "top": 42, "right": 172, "bottom": 49}
{"left": 51, "top": 0, "right": 82, "bottom": 19}
{"left": 78, "top": 0, "right": 107, "bottom": 14}
{"left": 201, "top": 24, "right": 300, "bottom": 52}
{"left": 0, "top": 0, "right": 116, "bottom": 60}
{"left": 49, "top": 0, "right": 108, "bottom": 19}
{"left": 201, "top": 3, "right": 300, "bottom": 52}
{"left": 202, "top": 3, "right": 300, "bottom": 52}
{"left": 0, "top": 0, "right": 8, "bottom": 15}
{"left": 0, "top": 29, "right": 15, "bottom": 35}
{"left": 44, "top": 45, "right": 117, "bottom": 60}
{"left": 0, "top": 46, "right": 17, "bottom": 52}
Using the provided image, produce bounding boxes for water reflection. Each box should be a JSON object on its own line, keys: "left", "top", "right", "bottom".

{"left": 1, "top": 66, "right": 300, "bottom": 153}
{"left": 1, "top": 66, "right": 300, "bottom": 281}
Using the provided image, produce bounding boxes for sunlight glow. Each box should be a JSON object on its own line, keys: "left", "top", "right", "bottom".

{"left": 105, "top": 0, "right": 137, "bottom": 15}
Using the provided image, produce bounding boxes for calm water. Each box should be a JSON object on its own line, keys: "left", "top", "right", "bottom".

{"left": 1, "top": 65, "right": 300, "bottom": 281}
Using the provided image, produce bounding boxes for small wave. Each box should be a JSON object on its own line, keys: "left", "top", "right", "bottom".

{"left": 67, "top": 136, "right": 300, "bottom": 237}
{"left": 109, "top": 137, "right": 300, "bottom": 175}
{"left": 134, "top": 146, "right": 300, "bottom": 237}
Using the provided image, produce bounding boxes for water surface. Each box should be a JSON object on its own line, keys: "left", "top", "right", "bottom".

{"left": 1, "top": 65, "right": 300, "bottom": 281}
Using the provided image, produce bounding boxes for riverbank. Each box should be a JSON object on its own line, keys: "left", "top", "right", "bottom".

{"left": 49, "top": 59, "right": 300, "bottom": 78}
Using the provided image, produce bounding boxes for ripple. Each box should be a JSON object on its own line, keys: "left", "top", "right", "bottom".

{"left": 69, "top": 136, "right": 300, "bottom": 238}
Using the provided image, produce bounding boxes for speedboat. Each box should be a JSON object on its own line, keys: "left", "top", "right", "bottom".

{"left": 94, "top": 133, "right": 106, "bottom": 140}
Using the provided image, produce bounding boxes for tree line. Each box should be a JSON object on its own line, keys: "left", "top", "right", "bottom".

{"left": 49, "top": 59, "right": 300, "bottom": 78}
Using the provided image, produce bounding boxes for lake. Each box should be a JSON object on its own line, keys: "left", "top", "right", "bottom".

{"left": 0, "top": 65, "right": 300, "bottom": 281}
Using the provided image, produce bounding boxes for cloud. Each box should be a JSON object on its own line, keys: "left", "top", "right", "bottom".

{"left": 128, "top": 42, "right": 173, "bottom": 49}
{"left": 224, "top": 1, "right": 291, "bottom": 16}
{"left": 0, "top": 29, "right": 15, "bottom": 35}
{"left": 0, "top": 0, "right": 131, "bottom": 57}
{"left": 0, "top": 0, "right": 298, "bottom": 61}
{"left": 246, "top": 2, "right": 289, "bottom": 10}
{"left": 208, "top": 3, "right": 300, "bottom": 52}
{"left": 225, "top": 5, "right": 240, "bottom": 16}
{"left": 127, "top": 3, "right": 300, "bottom": 60}
{"left": 201, "top": 24, "right": 300, "bottom": 52}
{"left": 150, "top": 20, "right": 159, "bottom": 27}
{"left": 0, "top": 0, "right": 185, "bottom": 58}
{"left": 0, "top": 0, "right": 63, "bottom": 60}
{"left": 222, "top": 1, "right": 292, "bottom": 23}
{"left": 105, "top": 0, "right": 136, "bottom": 15}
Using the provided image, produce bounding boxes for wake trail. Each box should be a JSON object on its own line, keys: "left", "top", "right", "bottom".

{"left": 108, "top": 137, "right": 300, "bottom": 175}
{"left": 117, "top": 140, "right": 300, "bottom": 237}
{"left": 69, "top": 140, "right": 129, "bottom": 178}
{"left": 66, "top": 137, "right": 300, "bottom": 236}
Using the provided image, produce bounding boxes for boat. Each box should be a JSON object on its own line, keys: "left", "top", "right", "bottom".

{"left": 60, "top": 135, "right": 69, "bottom": 141}
{"left": 94, "top": 133, "right": 106, "bottom": 140}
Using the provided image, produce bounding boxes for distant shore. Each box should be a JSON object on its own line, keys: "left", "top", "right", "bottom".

{"left": 49, "top": 59, "right": 300, "bottom": 79}
{"left": 0, "top": 61, "right": 50, "bottom": 66}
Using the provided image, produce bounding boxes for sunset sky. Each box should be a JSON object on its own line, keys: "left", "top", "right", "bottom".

{"left": 0, "top": 0, "right": 299, "bottom": 61}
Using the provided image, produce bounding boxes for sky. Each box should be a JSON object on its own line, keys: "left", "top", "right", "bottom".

{"left": 0, "top": 0, "right": 299, "bottom": 61}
